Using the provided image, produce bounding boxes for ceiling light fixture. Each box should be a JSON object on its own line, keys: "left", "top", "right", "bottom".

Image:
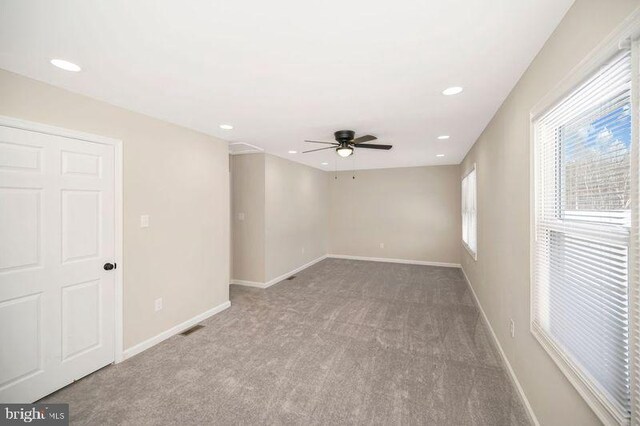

{"left": 437, "top": 135, "right": 450, "bottom": 140}
{"left": 288, "top": 150, "right": 297, "bottom": 154}
{"left": 336, "top": 146, "right": 353, "bottom": 158}
{"left": 219, "top": 124, "right": 234, "bottom": 130}
{"left": 50, "top": 59, "right": 81, "bottom": 72}
{"left": 436, "top": 154, "right": 445, "bottom": 157}
{"left": 442, "top": 86, "right": 463, "bottom": 96}
{"left": 321, "top": 162, "right": 329, "bottom": 165}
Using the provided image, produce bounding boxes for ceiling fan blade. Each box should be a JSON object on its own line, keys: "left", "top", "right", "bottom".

{"left": 355, "top": 143, "right": 392, "bottom": 150}
{"left": 304, "top": 140, "right": 337, "bottom": 145}
{"left": 352, "top": 135, "right": 377, "bottom": 144}
{"left": 303, "top": 146, "right": 336, "bottom": 154}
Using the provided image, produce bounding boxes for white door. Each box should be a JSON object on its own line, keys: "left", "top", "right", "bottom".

{"left": 0, "top": 123, "right": 116, "bottom": 403}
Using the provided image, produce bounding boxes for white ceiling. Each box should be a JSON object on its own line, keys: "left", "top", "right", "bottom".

{"left": 0, "top": 0, "right": 573, "bottom": 170}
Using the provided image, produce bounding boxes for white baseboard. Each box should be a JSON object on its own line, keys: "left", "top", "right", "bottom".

{"left": 230, "top": 254, "right": 460, "bottom": 291}
{"left": 121, "top": 300, "right": 231, "bottom": 361}
{"left": 327, "top": 254, "right": 461, "bottom": 268}
{"left": 461, "top": 268, "right": 539, "bottom": 426}
{"left": 229, "top": 279, "right": 264, "bottom": 288}
{"left": 230, "top": 255, "right": 328, "bottom": 289}
{"left": 264, "top": 255, "right": 327, "bottom": 287}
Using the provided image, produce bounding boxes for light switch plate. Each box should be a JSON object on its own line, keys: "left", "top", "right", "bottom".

{"left": 238, "top": 212, "right": 245, "bottom": 221}
{"left": 140, "top": 214, "right": 150, "bottom": 228}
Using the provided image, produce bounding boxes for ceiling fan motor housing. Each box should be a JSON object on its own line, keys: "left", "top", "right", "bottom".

{"left": 334, "top": 130, "right": 355, "bottom": 144}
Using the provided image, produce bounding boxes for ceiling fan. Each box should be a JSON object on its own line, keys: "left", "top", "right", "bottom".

{"left": 303, "top": 130, "right": 392, "bottom": 157}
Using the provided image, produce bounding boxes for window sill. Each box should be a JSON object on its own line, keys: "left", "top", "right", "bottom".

{"left": 462, "top": 241, "right": 477, "bottom": 261}
{"left": 530, "top": 322, "right": 629, "bottom": 426}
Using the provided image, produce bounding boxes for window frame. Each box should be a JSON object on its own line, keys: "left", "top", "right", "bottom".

{"left": 529, "top": 16, "right": 640, "bottom": 425}
{"left": 462, "top": 164, "right": 478, "bottom": 261}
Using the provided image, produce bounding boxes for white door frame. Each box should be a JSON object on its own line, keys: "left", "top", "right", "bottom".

{"left": 0, "top": 115, "right": 125, "bottom": 364}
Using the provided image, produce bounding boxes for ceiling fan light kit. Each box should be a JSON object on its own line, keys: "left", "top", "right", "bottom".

{"left": 302, "top": 130, "right": 392, "bottom": 157}
{"left": 337, "top": 145, "right": 354, "bottom": 157}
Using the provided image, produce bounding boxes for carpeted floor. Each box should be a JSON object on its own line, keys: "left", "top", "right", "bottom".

{"left": 41, "top": 258, "right": 530, "bottom": 425}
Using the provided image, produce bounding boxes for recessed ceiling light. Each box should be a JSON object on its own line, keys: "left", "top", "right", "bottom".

{"left": 219, "top": 124, "right": 234, "bottom": 130}
{"left": 288, "top": 150, "right": 297, "bottom": 154}
{"left": 442, "top": 86, "right": 463, "bottom": 96}
{"left": 436, "top": 154, "right": 445, "bottom": 157}
{"left": 50, "top": 59, "right": 81, "bottom": 72}
{"left": 437, "top": 135, "right": 450, "bottom": 140}
{"left": 321, "top": 162, "right": 329, "bottom": 166}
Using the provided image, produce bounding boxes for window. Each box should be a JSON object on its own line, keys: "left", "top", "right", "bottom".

{"left": 462, "top": 165, "right": 477, "bottom": 259}
{"left": 532, "top": 49, "right": 635, "bottom": 423}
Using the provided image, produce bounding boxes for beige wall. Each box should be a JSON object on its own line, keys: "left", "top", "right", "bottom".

{"left": 230, "top": 153, "right": 329, "bottom": 283}
{"left": 0, "top": 69, "right": 230, "bottom": 350}
{"left": 328, "top": 165, "right": 461, "bottom": 265}
{"left": 230, "top": 154, "right": 265, "bottom": 283}
{"left": 460, "top": 1, "right": 639, "bottom": 425}
{"left": 265, "top": 154, "right": 329, "bottom": 281}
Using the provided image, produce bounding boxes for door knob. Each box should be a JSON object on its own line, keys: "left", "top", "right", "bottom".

{"left": 104, "top": 263, "right": 116, "bottom": 271}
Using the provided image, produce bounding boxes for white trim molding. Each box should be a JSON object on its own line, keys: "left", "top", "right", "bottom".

{"left": 531, "top": 323, "right": 628, "bottom": 426}
{"left": 231, "top": 255, "right": 328, "bottom": 289}
{"left": 231, "top": 255, "right": 462, "bottom": 291}
{"left": 113, "top": 135, "right": 124, "bottom": 363}
{"left": 0, "top": 115, "right": 123, "bottom": 145}
{"left": 461, "top": 268, "right": 540, "bottom": 426}
{"left": 327, "top": 254, "right": 461, "bottom": 268}
{"left": 462, "top": 240, "right": 477, "bottom": 262}
{"left": 265, "top": 255, "right": 327, "bottom": 287}
{"left": 122, "top": 301, "right": 231, "bottom": 361}
{"left": 230, "top": 279, "right": 265, "bottom": 288}
{"left": 461, "top": 163, "right": 478, "bottom": 261}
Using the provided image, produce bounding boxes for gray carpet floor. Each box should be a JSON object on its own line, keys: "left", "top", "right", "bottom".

{"left": 41, "top": 258, "right": 530, "bottom": 425}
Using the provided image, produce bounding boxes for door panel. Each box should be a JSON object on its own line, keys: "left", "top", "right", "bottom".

{"left": 0, "top": 188, "right": 41, "bottom": 272}
{"left": 0, "top": 141, "right": 42, "bottom": 172}
{"left": 61, "top": 190, "right": 101, "bottom": 263}
{"left": 61, "top": 280, "right": 101, "bottom": 361}
{"left": 0, "top": 294, "right": 42, "bottom": 388}
{"left": 61, "top": 151, "right": 101, "bottom": 177}
{"left": 0, "top": 124, "right": 116, "bottom": 403}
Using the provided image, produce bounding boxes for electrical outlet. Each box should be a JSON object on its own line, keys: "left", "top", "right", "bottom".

{"left": 238, "top": 212, "right": 245, "bottom": 221}
{"left": 301, "top": 247, "right": 305, "bottom": 254}
{"left": 155, "top": 298, "right": 163, "bottom": 312}
{"left": 509, "top": 319, "right": 515, "bottom": 338}
{"left": 380, "top": 243, "right": 384, "bottom": 249}
{"left": 140, "top": 214, "right": 150, "bottom": 228}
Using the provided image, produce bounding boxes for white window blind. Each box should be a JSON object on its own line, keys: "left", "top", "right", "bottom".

{"left": 533, "top": 50, "right": 634, "bottom": 421}
{"left": 462, "top": 166, "right": 477, "bottom": 258}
